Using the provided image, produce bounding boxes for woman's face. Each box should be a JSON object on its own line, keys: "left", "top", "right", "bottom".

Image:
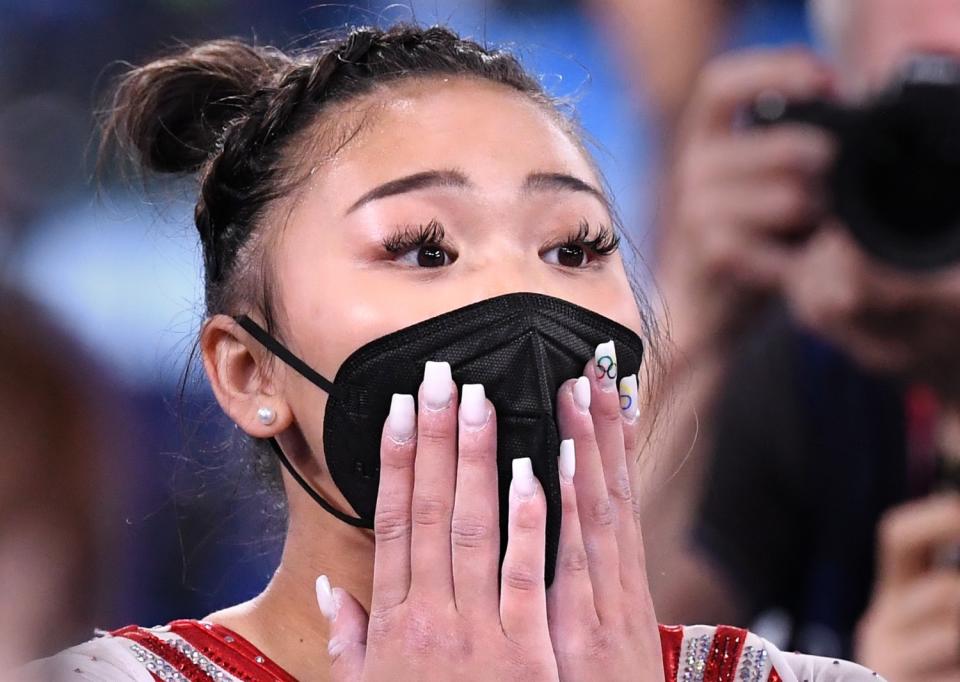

{"left": 265, "top": 77, "right": 642, "bottom": 473}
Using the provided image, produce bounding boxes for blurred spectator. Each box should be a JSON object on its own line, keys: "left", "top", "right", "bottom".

{"left": 642, "top": 0, "right": 960, "bottom": 680}
{"left": 0, "top": 285, "right": 119, "bottom": 665}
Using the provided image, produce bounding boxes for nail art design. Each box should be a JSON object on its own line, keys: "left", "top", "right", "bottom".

{"left": 594, "top": 340, "right": 617, "bottom": 390}
{"left": 619, "top": 374, "right": 639, "bottom": 421}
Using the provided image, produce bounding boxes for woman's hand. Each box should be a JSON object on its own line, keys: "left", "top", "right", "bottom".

{"left": 318, "top": 361, "right": 560, "bottom": 682}
{"left": 547, "top": 342, "right": 664, "bottom": 682}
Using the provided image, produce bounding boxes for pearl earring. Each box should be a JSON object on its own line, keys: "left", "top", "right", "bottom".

{"left": 257, "top": 407, "right": 276, "bottom": 426}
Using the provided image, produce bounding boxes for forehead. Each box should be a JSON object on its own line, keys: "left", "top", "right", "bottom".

{"left": 308, "top": 76, "right": 601, "bottom": 201}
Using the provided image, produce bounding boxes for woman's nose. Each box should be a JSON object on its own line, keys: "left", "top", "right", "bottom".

{"left": 466, "top": 254, "right": 551, "bottom": 302}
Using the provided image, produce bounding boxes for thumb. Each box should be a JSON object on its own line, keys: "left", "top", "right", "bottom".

{"left": 316, "top": 575, "right": 367, "bottom": 681}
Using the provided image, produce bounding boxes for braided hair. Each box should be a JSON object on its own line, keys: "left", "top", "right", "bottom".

{"left": 102, "top": 24, "right": 554, "bottom": 319}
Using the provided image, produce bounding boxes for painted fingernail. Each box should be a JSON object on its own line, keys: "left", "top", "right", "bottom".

{"left": 387, "top": 394, "right": 416, "bottom": 443}
{"left": 559, "top": 439, "right": 576, "bottom": 483}
{"left": 460, "top": 384, "right": 489, "bottom": 429}
{"left": 423, "top": 361, "right": 453, "bottom": 410}
{"left": 315, "top": 574, "right": 340, "bottom": 621}
{"left": 511, "top": 457, "right": 536, "bottom": 499}
{"left": 594, "top": 340, "right": 618, "bottom": 391}
{"left": 619, "top": 374, "right": 639, "bottom": 422}
{"left": 573, "top": 376, "right": 591, "bottom": 413}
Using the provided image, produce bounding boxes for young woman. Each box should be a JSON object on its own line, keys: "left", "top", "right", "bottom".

{"left": 28, "top": 23, "right": 882, "bottom": 682}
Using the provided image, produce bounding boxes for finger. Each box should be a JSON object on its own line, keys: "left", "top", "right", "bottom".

{"left": 451, "top": 383, "right": 500, "bottom": 618}
{"left": 556, "top": 374, "right": 621, "bottom": 617}
{"left": 409, "top": 361, "right": 458, "bottom": 601}
{"left": 694, "top": 125, "right": 836, "bottom": 187}
{"left": 317, "top": 576, "right": 368, "bottom": 682}
{"left": 584, "top": 342, "right": 643, "bottom": 595}
{"left": 694, "top": 179, "right": 827, "bottom": 240}
{"left": 682, "top": 48, "right": 833, "bottom": 139}
{"left": 619, "top": 372, "right": 648, "bottom": 570}
{"left": 500, "top": 458, "right": 550, "bottom": 642}
{"left": 547, "top": 439, "right": 599, "bottom": 628}
{"left": 877, "top": 493, "right": 960, "bottom": 589}
{"left": 371, "top": 393, "right": 417, "bottom": 611}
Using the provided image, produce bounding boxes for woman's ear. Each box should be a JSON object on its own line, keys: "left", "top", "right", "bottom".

{"left": 201, "top": 314, "right": 293, "bottom": 438}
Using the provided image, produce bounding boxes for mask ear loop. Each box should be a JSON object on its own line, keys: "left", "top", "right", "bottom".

{"left": 234, "top": 315, "right": 373, "bottom": 530}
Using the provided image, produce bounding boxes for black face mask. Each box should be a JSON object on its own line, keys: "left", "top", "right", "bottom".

{"left": 236, "top": 292, "right": 644, "bottom": 585}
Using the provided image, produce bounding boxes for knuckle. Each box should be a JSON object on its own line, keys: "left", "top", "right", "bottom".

{"left": 374, "top": 505, "right": 411, "bottom": 542}
{"left": 450, "top": 514, "right": 495, "bottom": 549}
{"left": 559, "top": 546, "right": 590, "bottom": 575}
{"left": 502, "top": 564, "right": 541, "bottom": 593}
{"left": 587, "top": 498, "right": 616, "bottom": 528}
{"left": 607, "top": 469, "right": 633, "bottom": 504}
{"left": 411, "top": 493, "right": 451, "bottom": 528}
{"left": 400, "top": 611, "right": 439, "bottom": 656}
{"left": 456, "top": 438, "right": 491, "bottom": 465}
{"left": 416, "top": 420, "right": 452, "bottom": 448}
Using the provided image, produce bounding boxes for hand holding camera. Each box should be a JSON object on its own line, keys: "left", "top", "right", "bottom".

{"left": 657, "top": 49, "right": 836, "bottom": 357}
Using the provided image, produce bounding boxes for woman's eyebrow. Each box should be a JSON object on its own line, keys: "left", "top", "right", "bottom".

{"left": 345, "top": 169, "right": 469, "bottom": 214}
{"left": 522, "top": 172, "right": 609, "bottom": 210}
{"left": 344, "top": 169, "right": 609, "bottom": 215}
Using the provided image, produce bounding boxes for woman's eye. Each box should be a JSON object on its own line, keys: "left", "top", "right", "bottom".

{"left": 397, "top": 243, "right": 452, "bottom": 268}
{"left": 543, "top": 244, "right": 588, "bottom": 268}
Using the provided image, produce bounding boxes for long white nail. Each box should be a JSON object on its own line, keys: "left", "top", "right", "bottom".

{"left": 594, "top": 340, "right": 618, "bottom": 391}
{"left": 316, "top": 575, "right": 340, "bottom": 621}
{"left": 387, "top": 394, "right": 416, "bottom": 442}
{"left": 511, "top": 458, "right": 536, "bottom": 499}
{"left": 423, "top": 361, "right": 453, "bottom": 410}
{"left": 573, "top": 376, "right": 591, "bottom": 413}
{"left": 460, "top": 384, "right": 489, "bottom": 429}
{"left": 559, "top": 439, "right": 576, "bottom": 483}
{"left": 619, "top": 375, "right": 639, "bottom": 422}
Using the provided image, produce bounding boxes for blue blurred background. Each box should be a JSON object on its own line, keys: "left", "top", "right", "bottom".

{"left": 0, "top": 0, "right": 809, "bottom": 637}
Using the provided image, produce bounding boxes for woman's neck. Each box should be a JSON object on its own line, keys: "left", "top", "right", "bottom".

{"left": 206, "top": 496, "right": 375, "bottom": 681}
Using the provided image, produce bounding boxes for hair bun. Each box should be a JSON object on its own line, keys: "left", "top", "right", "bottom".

{"left": 103, "top": 40, "right": 289, "bottom": 174}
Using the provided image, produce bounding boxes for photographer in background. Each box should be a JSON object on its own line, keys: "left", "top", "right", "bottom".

{"left": 644, "top": 1, "right": 960, "bottom": 680}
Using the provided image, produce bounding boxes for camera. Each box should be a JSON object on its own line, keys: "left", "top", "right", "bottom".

{"left": 749, "top": 54, "right": 960, "bottom": 270}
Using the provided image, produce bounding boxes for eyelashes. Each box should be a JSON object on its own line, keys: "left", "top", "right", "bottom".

{"left": 563, "top": 218, "right": 620, "bottom": 256}
{"left": 379, "top": 217, "right": 620, "bottom": 264}
{"left": 381, "top": 218, "right": 448, "bottom": 254}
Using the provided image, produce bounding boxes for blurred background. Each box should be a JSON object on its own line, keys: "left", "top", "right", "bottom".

{"left": 0, "top": 0, "right": 811, "bottom": 660}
